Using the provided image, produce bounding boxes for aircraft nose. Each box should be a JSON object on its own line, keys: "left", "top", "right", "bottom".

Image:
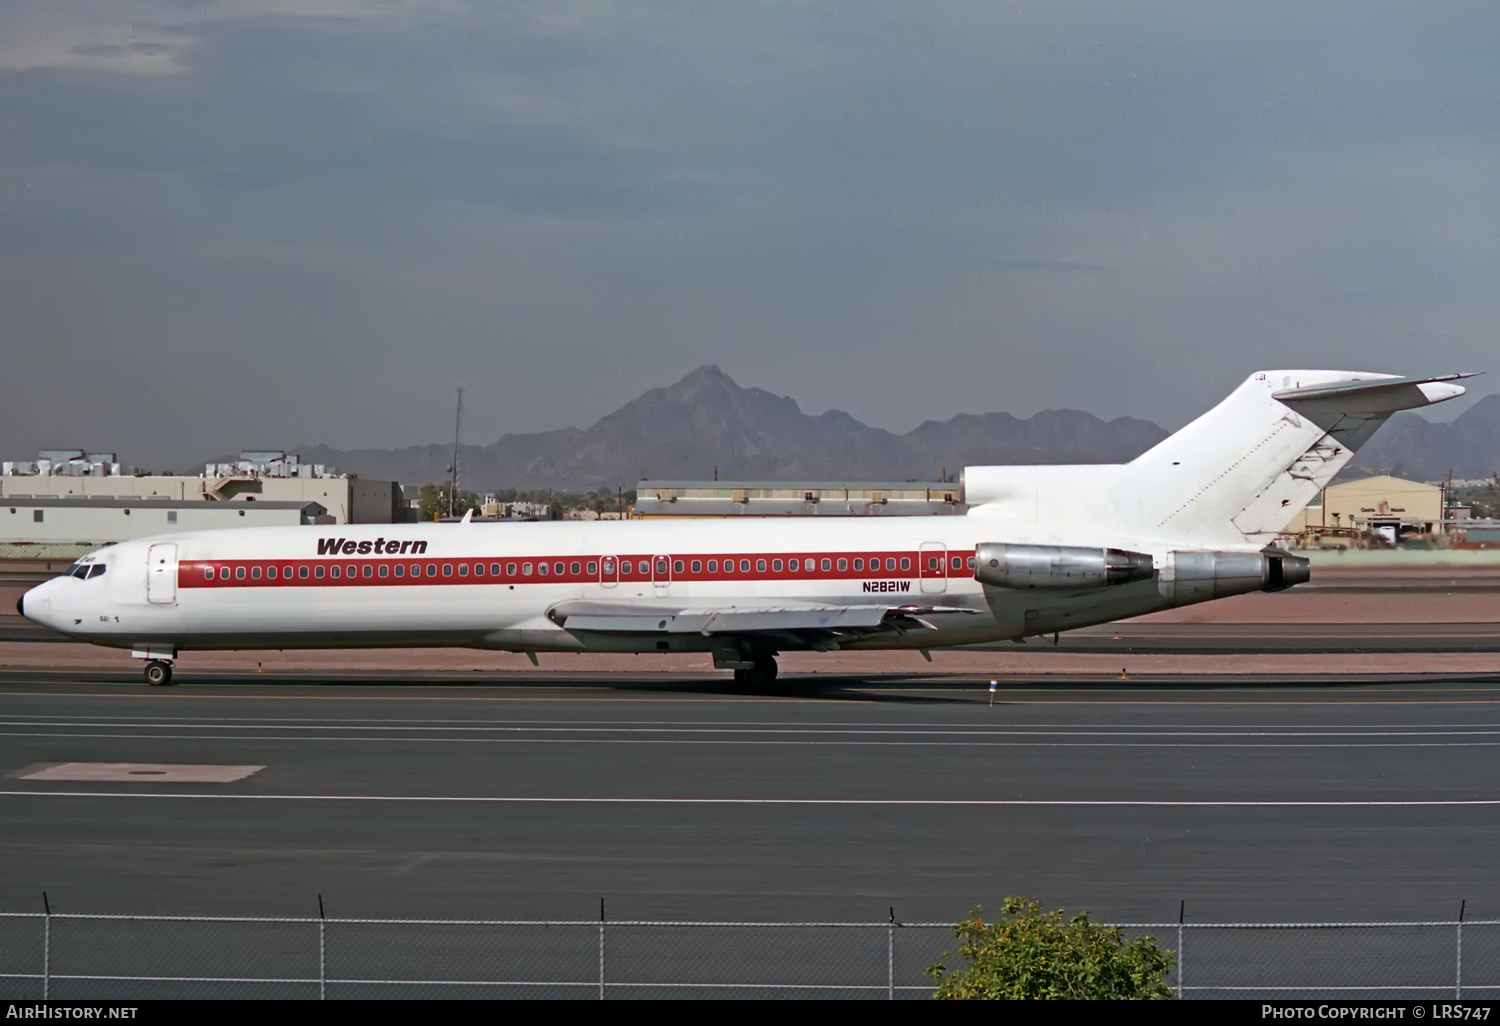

{"left": 18, "top": 585, "right": 51, "bottom": 626}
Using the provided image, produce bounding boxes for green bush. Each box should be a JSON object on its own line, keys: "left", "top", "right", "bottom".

{"left": 926, "top": 897, "right": 1176, "bottom": 1000}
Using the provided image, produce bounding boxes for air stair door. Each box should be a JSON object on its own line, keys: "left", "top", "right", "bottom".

{"left": 147, "top": 543, "right": 178, "bottom": 604}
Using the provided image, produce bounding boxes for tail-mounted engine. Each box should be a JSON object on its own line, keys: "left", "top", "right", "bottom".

{"left": 1169, "top": 549, "right": 1310, "bottom": 602}
{"left": 974, "top": 543, "right": 1155, "bottom": 590}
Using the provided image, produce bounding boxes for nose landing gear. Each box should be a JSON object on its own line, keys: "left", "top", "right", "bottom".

{"left": 143, "top": 660, "right": 174, "bottom": 686}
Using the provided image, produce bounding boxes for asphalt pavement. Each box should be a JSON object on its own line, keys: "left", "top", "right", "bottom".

{"left": 2, "top": 668, "right": 1499, "bottom": 929}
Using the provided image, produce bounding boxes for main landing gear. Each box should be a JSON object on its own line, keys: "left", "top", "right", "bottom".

{"left": 732, "top": 654, "right": 779, "bottom": 688}
{"left": 143, "top": 660, "right": 174, "bottom": 686}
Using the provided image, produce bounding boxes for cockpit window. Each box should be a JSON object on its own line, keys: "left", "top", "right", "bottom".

{"left": 87, "top": 564, "right": 107, "bottom": 579}
{"left": 63, "top": 562, "right": 106, "bottom": 580}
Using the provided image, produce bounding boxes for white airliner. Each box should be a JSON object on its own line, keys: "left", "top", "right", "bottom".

{"left": 18, "top": 370, "right": 1471, "bottom": 686}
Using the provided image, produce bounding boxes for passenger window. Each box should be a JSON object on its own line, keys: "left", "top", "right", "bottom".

{"left": 507, "top": 563, "right": 517, "bottom": 575}
{"left": 492, "top": 563, "right": 502, "bottom": 576}
{"left": 251, "top": 566, "right": 262, "bottom": 580}
{"left": 203, "top": 567, "right": 213, "bottom": 581}
{"left": 426, "top": 564, "right": 437, "bottom": 577}
{"left": 691, "top": 560, "right": 701, "bottom": 573}
{"left": 555, "top": 562, "right": 565, "bottom": 575}
{"left": 739, "top": 559, "right": 750, "bottom": 573}
{"left": 301, "top": 566, "right": 311, "bottom": 579}
{"left": 886, "top": 558, "right": 896, "bottom": 571}
{"left": 707, "top": 559, "right": 717, "bottom": 572}
{"left": 587, "top": 561, "right": 598, "bottom": 574}
{"left": 235, "top": 567, "right": 246, "bottom": 580}
{"left": 378, "top": 564, "right": 388, "bottom": 578}
{"left": 362, "top": 565, "right": 373, "bottom": 578}
{"left": 458, "top": 564, "right": 469, "bottom": 576}
{"left": 571, "top": 561, "right": 582, "bottom": 575}
{"left": 821, "top": 558, "right": 831, "bottom": 572}
{"left": 789, "top": 559, "right": 798, "bottom": 572}
{"left": 951, "top": 556, "right": 962, "bottom": 570}
{"left": 772, "top": 559, "right": 782, "bottom": 572}
{"left": 538, "top": 563, "right": 548, "bottom": 576}
{"left": 330, "top": 566, "right": 341, "bottom": 579}
{"left": 656, "top": 559, "right": 669, "bottom": 575}
{"left": 756, "top": 559, "right": 766, "bottom": 572}
{"left": 671, "top": 559, "right": 682, "bottom": 574}
{"left": 394, "top": 564, "right": 404, "bottom": 578}
{"left": 639, "top": 560, "right": 649, "bottom": 574}
{"left": 315, "top": 565, "right": 326, "bottom": 579}
{"left": 837, "top": 558, "right": 847, "bottom": 571}
{"left": 900, "top": 557, "right": 911, "bottom": 571}
{"left": 969, "top": 556, "right": 976, "bottom": 570}
{"left": 927, "top": 557, "right": 937, "bottom": 570}
{"left": 601, "top": 559, "right": 612, "bottom": 574}
{"left": 267, "top": 567, "right": 277, "bottom": 580}
{"left": 442, "top": 564, "right": 452, "bottom": 577}
{"left": 620, "top": 561, "right": 630, "bottom": 575}
{"left": 853, "top": 558, "right": 863, "bottom": 571}
{"left": 346, "top": 564, "right": 356, "bottom": 577}
{"left": 472, "top": 564, "right": 483, "bottom": 577}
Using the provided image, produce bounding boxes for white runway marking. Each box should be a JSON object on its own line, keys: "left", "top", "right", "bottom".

{"left": 1, "top": 790, "right": 1498, "bottom": 807}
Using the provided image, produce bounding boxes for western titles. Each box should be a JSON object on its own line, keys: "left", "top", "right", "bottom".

{"left": 317, "top": 538, "right": 427, "bottom": 556}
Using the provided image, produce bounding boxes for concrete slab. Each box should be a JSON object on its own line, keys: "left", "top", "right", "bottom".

{"left": 15, "top": 762, "right": 264, "bottom": 783}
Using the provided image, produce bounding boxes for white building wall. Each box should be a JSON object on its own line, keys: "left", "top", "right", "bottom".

{"left": 1, "top": 502, "right": 312, "bottom": 545}
{"left": 0, "top": 476, "right": 399, "bottom": 524}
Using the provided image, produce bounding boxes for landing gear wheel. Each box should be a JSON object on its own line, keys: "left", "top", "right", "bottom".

{"left": 731, "top": 655, "right": 779, "bottom": 688}
{"left": 143, "top": 660, "right": 174, "bottom": 686}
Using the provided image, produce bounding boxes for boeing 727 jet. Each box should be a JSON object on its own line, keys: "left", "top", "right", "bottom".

{"left": 18, "top": 370, "right": 1472, "bottom": 686}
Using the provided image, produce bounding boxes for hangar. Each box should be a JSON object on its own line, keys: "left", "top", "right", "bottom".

{"left": 1285, "top": 474, "right": 1444, "bottom": 546}
{"left": 633, "top": 480, "right": 964, "bottom": 518}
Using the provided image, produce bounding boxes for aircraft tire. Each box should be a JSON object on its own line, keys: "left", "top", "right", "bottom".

{"left": 144, "top": 660, "right": 174, "bottom": 687}
{"left": 732, "top": 656, "right": 779, "bottom": 689}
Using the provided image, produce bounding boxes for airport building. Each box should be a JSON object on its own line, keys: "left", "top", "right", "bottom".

{"left": 1, "top": 450, "right": 406, "bottom": 526}
{"left": 1284, "top": 474, "right": 1445, "bottom": 546}
{"left": 3, "top": 497, "right": 329, "bottom": 548}
{"left": 633, "top": 480, "right": 964, "bottom": 518}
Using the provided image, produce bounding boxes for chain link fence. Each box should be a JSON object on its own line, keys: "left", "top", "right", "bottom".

{"left": 0, "top": 911, "right": 1494, "bottom": 999}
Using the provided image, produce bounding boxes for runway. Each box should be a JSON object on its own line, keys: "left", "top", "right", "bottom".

{"left": 3, "top": 669, "right": 1500, "bottom": 930}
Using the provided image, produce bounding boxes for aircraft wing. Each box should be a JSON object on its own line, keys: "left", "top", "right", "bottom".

{"left": 547, "top": 599, "right": 980, "bottom": 643}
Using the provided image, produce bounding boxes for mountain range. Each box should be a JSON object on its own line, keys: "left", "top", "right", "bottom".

{"left": 282, "top": 366, "right": 1500, "bottom": 491}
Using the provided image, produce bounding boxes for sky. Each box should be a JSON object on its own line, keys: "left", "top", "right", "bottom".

{"left": 2, "top": 1, "right": 1497, "bottom": 468}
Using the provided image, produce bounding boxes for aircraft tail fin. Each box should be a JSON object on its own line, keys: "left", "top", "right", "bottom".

{"left": 1114, "top": 371, "right": 1473, "bottom": 547}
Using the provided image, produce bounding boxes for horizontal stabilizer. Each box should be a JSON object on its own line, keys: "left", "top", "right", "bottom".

{"left": 1272, "top": 373, "right": 1478, "bottom": 406}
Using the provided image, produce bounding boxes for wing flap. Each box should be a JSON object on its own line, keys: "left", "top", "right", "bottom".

{"left": 550, "top": 601, "right": 977, "bottom": 637}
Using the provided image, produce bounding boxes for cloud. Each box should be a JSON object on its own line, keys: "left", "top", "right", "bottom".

{"left": 1, "top": 1, "right": 1498, "bottom": 466}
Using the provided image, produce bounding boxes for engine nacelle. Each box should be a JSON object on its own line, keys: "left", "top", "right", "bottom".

{"left": 974, "top": 543, "right": 1155, "bottom": 590}
{"left": 1169, "top": 549, "right": 1310, "bottom": 604}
